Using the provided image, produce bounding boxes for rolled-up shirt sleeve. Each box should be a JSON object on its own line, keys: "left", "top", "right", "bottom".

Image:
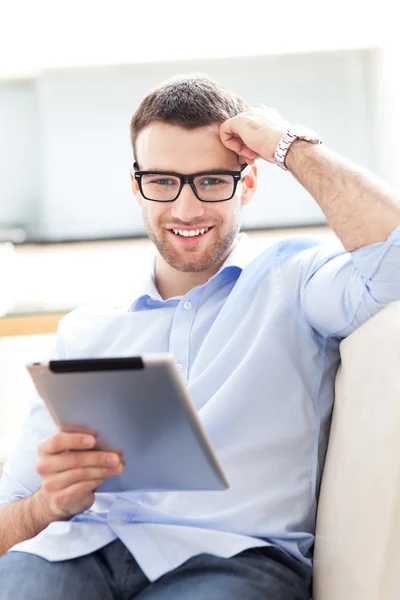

{"left": 280, "top": 225, "right": 400, "bottom": 339}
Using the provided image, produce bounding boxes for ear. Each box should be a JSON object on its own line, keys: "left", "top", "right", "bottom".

{"left": 130, "top": 168, "right": 142, "bottom": 207}
{"left": 240, "top": 164, "right": 258, "bottom": 207}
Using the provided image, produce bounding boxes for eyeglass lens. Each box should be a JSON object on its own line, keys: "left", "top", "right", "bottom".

{"left": 140, "top": 173, "right": 236, "bottom": 201}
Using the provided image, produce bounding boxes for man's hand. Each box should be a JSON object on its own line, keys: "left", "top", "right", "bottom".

{"left": 35, "top": 432, "right": 124, "bottom": 520}
{"left": 219, "top": 105, "right": 288, "bottom": 165}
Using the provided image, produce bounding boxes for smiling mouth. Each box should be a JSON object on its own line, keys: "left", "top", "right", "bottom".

{"left": 169, "top": 227, "right": 213, "bottom": 238}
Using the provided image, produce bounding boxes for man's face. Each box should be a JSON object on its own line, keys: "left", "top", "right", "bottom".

{"left": 131, "top": 122, "right": 257, "bottom": 273}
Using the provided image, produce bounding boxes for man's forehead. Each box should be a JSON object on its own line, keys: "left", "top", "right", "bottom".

{"left": 137, "top": 121, "right": 221, "bottom": 142}
{"left": 136, "top": 121, "right": 240, "bottom": 170}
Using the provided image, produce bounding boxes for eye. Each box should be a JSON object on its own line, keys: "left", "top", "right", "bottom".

{"left": 150, "top": 178, "right": 178, "bottom": 186}
{"left": 198, "top": 177, "right": 225, "bottom": 186}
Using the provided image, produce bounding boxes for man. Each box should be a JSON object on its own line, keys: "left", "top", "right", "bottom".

{"left": 0, "top": 74, "right": 399, "bottom": 600}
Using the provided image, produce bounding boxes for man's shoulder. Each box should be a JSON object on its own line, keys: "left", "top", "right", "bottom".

{"left": 246, "top": 234, "right": 333, "bottom": 272}
{"left": 239, "top": 234, "right": 346, "bottom": 290}
{"left": 57, "top": 299, "right": 131, "bottom": 345}
{"left": 62, "top": 298, "right": 129, "bottom": 320}
{"left": 274, "top": 235, "right": 325, "bottom": 259}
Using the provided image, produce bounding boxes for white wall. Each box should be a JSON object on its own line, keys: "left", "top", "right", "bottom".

{"left": 1, "top": 50, "right": 377, "bottom": 241}
{"left": 0, "top": 81, "right": 41, "bottom": 231}
{"left": 0, "top": 0, "right": 388, "bottom": 80}
{"left": 370, "top": 45, "right": 400, "bottom": 191}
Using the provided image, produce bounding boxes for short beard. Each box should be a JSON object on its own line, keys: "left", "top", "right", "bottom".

{"left": 142, "top": 205, "right": 241, "bottom": 273}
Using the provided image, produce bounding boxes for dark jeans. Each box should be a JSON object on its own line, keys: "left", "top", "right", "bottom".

{"left": 0, "top": 540, "right": 312, "bottom": 599}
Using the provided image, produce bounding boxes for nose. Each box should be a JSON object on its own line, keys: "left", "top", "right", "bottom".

{"left": 170, "top": 183, "right": 206, "bottom": 221}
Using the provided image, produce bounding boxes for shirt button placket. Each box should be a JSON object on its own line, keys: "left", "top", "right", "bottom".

{"left": 169, "top": 296, "right": 196, "bottom": 383}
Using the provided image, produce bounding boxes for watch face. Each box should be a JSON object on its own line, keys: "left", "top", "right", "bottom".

{"left": 289, "top": 125, "right": 321, "bottom": 143}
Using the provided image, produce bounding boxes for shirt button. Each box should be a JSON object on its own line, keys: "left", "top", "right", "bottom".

{"left": 176, "top": 363, "right": 183, "bottom": 372}
{"left": 183, "top": 301, "right": 192, "bottom": 310}
{"left": 115, "top": 519, "right": 125, "bottom": 526}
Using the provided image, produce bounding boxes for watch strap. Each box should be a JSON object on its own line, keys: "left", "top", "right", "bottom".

{"left": 274, "top": 127, "right": 322, "bottom": 171}
{"left": 274, "top": 130, "right": 298, "bottom": 171}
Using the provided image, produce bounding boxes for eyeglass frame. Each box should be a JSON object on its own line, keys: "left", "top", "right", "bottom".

{"left": 132, "top": 162, "right": 251, "bottom": 203}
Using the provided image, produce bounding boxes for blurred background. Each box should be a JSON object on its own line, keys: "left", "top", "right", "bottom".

{"left": 0, "top": 0, "right": 398, "bottom": 454}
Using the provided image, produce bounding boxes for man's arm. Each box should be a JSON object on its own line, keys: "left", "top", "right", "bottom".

{"left": 0, "top": 490, "right": 54, "bottom": 556}
{"left": 0, "top": 430, "right": 124, "bottom": 557}
{"left": 219, "top": 105, "right": 400, "bottom": 250}
{"left": 286, "top": 142, "right": 400, "bottom": 252}
{"left": 220, "top": 106, "right": 400, "bottom": 337}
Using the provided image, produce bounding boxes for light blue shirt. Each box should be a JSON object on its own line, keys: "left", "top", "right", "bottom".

{"left": 2, "top": 229, "right": 400, "bottom": 581}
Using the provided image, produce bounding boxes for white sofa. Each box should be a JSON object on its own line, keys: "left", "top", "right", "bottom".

{"left": 313, "top": 301, "right": 400, "bottom": 599}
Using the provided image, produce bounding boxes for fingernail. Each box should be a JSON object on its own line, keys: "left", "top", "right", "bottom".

{"left": 83, "top": 436, "right": 94, "bottom": 446}
{"left": 106, "top": 455, "right": 119, "bottom": 466}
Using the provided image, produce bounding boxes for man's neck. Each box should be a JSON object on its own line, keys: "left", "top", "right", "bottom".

{"left": 155, "top": 244, "right": 238, "bottom": 300}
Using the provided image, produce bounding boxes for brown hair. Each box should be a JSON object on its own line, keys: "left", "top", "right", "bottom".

{"left": 130, "top": 74, "right": 247, "bottom": 162}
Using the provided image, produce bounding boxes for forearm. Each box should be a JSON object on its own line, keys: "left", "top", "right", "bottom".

{"left": 0, "top": 490, "right": 55, "bottom": 556}
{"left": 285, "top": 141, "right": 400, "bottom": 252}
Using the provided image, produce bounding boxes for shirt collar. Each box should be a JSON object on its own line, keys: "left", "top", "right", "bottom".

{"left": 125, "top": 233, "right": 255, "bottom": 311}
{"left": 216, "top": 232, "right": 253, "bottom": 272}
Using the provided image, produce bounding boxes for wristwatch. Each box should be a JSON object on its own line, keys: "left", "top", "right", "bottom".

{"left": 274, "top": 125, "right": 322, "bottom": 171}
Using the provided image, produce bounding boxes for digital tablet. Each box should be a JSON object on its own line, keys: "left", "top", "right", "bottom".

{"left": 26, "top": 354, "right": 229, "bottom": 493}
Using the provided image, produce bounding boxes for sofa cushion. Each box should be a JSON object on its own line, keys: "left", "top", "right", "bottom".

{"left": 313, "top": 301, "right": 400, "bottom": 600}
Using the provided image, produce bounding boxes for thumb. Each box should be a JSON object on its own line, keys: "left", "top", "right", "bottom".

{"left": 220, "top": 133, "right": 244, "bottom": 155}
{"left": 220, "top": 132, "right": 258, "bottom": 161}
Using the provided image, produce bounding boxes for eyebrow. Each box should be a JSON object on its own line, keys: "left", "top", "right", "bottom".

{"left": 141, "top": 166, "right": 240, "bottom": 173}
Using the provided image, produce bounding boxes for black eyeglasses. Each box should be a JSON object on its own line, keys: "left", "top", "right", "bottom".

{"left": 132, "top": 163, "right": 251, "bottom": 203}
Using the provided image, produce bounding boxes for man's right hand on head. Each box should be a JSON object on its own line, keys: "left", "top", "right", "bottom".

{"left": 35, "top": 432, "right": 124, "bottom": 520}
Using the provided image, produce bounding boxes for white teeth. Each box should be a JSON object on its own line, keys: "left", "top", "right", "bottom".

{"left": 172, "top": 227, "right": 209, "bottom": 237}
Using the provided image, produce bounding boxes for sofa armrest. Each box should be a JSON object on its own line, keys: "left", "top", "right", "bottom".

{"left": 313, "top": 302, "right": 400, "bottom": 600}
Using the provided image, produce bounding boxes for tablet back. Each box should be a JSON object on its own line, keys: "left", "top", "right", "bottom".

{"left": 26, "top": 354, "right": 229, "bottom": 493}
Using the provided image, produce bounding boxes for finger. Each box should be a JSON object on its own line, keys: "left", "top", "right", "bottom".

{"left": 219, "top": 118, "right": 243, "bottom": 147}
{"left": 37, "top": 450, "right": 122, "bottom": 475}
{"left": 237, "top": 146, "right": 258, "bottom": 160}
{"left": 38, "top": 432, "right": 96, "bottom": 456}
{"left": 219, "top": 122, "right": 259, "bottom": 160}
{"left": 220, "top": 133, "right": 244, "bottom": 155}
{"left": 42, "top": 463, "right": 124, "bottom": 492}
{"left": 239, "top": 156, "right": 256, "bottom": 166}
{"left": 223, "top": 137, "right": 258, "bottom": 162}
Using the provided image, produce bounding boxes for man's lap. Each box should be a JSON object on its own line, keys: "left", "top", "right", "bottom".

{"left": 141, "top": 547, "right": 311, "bottom": 600}
{"left": 0, "top": 540, "right": 311, "bottom": 600}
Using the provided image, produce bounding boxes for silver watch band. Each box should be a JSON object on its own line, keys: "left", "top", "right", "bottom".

{"left": 274, "top": 130, "right": 298, "bottom": 172}
{"left": 274, "top": 127, "right": 322, "bottom": 171}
